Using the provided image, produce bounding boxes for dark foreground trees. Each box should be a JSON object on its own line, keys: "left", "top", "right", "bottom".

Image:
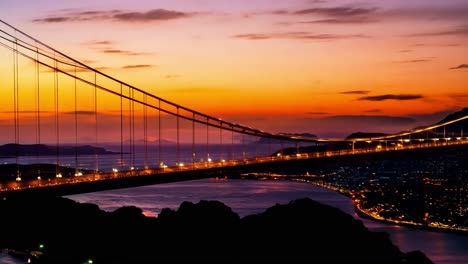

{"left": 0, "top": 196, "right": 433, "bottom": 264}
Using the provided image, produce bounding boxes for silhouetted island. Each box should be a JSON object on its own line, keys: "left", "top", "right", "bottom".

{"left": 0, "top": 143, "right": 119, "bottom": 157}
{"left": 0, "top": 196, "right": 433, "bottom": 263}
{"left": 346, "top": 132, "right": 388, "bottom": 139}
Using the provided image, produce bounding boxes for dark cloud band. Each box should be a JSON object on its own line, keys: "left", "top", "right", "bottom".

{"left": 33, "top": 8, "right": 194, "bottom": 23}
{"left": 358, "top": 94, "right": 423, "bottom": 101}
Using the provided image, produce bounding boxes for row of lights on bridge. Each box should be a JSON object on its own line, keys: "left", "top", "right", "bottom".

{"left": 12, "top": 136, "right": 467, "bottom": 182}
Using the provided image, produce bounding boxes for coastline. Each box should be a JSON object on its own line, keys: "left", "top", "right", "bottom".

{"left": 353, "top": 203, "right": 468, "bottom": 236}
{"left": 298, "top": 179, "right": 468, "bottom": 236}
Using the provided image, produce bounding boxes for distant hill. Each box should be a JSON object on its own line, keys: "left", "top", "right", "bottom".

{"left": 346, "top": 132, "right": 388, "bottom": 140}
{"left": 344, "top": 107, "right": 468, "bottom": 139}
{"left": 256, "top": 133, "right": 317, "bottom": 144}
{"left": 431, "top": 107, "right": 468, "bottom": 137}
{"left": 0, "top": 144, "right": 119, "bottom": 157}
{"left": 124, "top": 138, "right": 175, "bottom": 145}
{"left": 0, "top": 197, "right": 434, "bottom": 263}
{"left": 437, "top": 107, "right": 468, "bottom": 124}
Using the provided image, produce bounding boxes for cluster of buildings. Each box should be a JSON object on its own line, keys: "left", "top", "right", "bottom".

{"left": 307, "top": 150, "right": 467, "bottom": 232}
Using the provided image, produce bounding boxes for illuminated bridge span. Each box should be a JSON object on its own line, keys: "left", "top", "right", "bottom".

{"left": 0, "top": 20, "right": 467, "bottom": 194}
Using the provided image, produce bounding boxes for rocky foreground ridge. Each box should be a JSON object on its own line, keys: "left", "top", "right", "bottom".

{"left": 0, "top": 197, "right": 433, "bottom": 263}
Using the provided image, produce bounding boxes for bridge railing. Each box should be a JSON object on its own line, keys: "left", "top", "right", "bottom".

{"left": 1, "top": 138, "right": 467, "bottom": 192}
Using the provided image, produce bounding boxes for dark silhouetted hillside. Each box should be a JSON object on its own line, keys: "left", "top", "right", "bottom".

{"left": 438, "top": 107, "right": 468, "bottom": 124}
{"left": 0, "top": 196, "right": 433, "bottom": 264}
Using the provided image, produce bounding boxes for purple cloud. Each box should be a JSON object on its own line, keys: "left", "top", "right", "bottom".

{"left": 307, "top": 112, "right": 328, "bottom": 115}
{"left": 408, "top": 24, "right": 468, "bottom": 37}
{"left": 364, "top": 109, "right": 381, "bottom": 113}
{"left": 233, "top": 32, "right": 370, "bottom": 40}
{"left": 340, "top": 90, "right": 370, "bottom": 95}
{"left": 122, "top": 64, "right": 154, "bottom": 69}
{"left": 114, "top": 9, "right": 192, "bottom": 22}
{"left": 293, "top": 7, "right": 377, "bottom": 17}
{"left": 394, "top": 59, "right": 432, "bottom": 63}
{"left": 102, "top": 49, "right": 149, "bottom": 56}
{"left": 449, "top": 64, "right": 468, "bottom": 70}
{"left": 299, "top": 17, "right": 379, "bottom": 24}
{"left": 33, "top": 9, "right": 194, "bottom": 23}
{"left": 358, "top": 94, "right": 423, "bottom": 101}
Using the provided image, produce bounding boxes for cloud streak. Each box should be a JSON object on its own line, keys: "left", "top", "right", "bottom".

{"left": 449, "top": 64, "right": 468, "bottom": 70}
{"left": 293, "top": 7, "right": 377, "bottom": 17}
{"left": 83, "top": 40, "right": 150, "bottom": 56}
{"left": 102, "top": 49, "right": 149, "bottom": 56}
{"left": 340, "top": 90, "right": 370, "bottom": 95}
{"left": 122, "top": 64, "right": 154, "bottom": 69}
{"left": 299, "top": 17, "right": 378, "bottom": 24}
{"left": 272, "top": 5, "right": 379, "bottom": 24}
{"left": 384, "top": 7, "right": 468, "bottom": 21}
{"left": 408, "top": 24, "right": 468, "bottom": 37}
{"left": 63, "top": 111, "right": 96, "bottom": 115}
{"left": 364, "top": 109, "right": 381, "bottom": 113}
{"left": 114, "top": 9, "right": 193, "bottom": 22}
{"left": 358, "top": 94, "right": 423, "bottom": 101}
{"left": 394, "top": 59, "right": 432, "bottom": 63}
{"left": 272, "top": 4, "right": 468, "bottom": 25}
{"left": 33, "top": 9, "right": 194, "bottom": 23}
{"left": 233, "top": 32, "right": 369, "bottom": 41}
{"left": 307, "top": 112, "right": 328, "bottom": 115}
{"left": 85, "top": 40, "right": 114, "bottom": 46}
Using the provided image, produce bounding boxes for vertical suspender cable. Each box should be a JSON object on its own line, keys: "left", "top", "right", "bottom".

{"left": 268, "top": 138, "right": 271, "bottom": 159}
{"left": 131, "top": 88, "right": 135, "bottom": 170}
{"left": 269, "top": 138, "right": 273, "bottom": 160}
{"left": 35, "top": 46, "right": 41, "bottom": 178}
{"left": 158, "top": 99, "right": 161, "bottom": 167}
{"left": 94, "top": 72, "right": 98, "bottom": 174}
{"left": 13, "top": 37, "right": 19, "bottom": 179}
{"left": 192, "top": 112, "right": 195, "bottom": 168}
{"left": 255, "top": 136, "right": 258, "bottom": 161}
{"left": 74, "top": 66, "right": 78, "bottom": 176}
{"left": 128, "top": 87, "right": 132, "bottom": 170}
{"left": 54, "top": 53, "right": 60, "bottom": 177}
{"left": 120, "top": 84, "right": 123, "bottom": 170}
{"left": 206, "top": 117, "right": 209, "bottom": 166}
{"left": 280, "top": 140, "right": 284, "bottom": 159}
{"left": 176, "top": 107, "right": 180, "bottom": 168}
{"left": 219, "top": 121, "right": 222, "bottom": 161}
{"left": 229, "top": 125, "right": 234, "bottom": 160}
{"left": 144, "top": 94, "right": 148, "bottom": 168}
{"left": 231, "top": 125, "right": 234, "bottom": 160}
{"left": 242, "top": 133, "right": 245, "bottom": 160}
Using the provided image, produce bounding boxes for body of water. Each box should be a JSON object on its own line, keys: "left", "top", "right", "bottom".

{"left": 2, "top": 178, "right": 466, "bottom": 263}
{"left": 60, "top": 178, "right": 467, "bottom": 264}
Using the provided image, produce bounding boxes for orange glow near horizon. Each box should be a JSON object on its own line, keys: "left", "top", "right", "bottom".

{"left": 0, "top": 0, "right": 467, "bottom": 141}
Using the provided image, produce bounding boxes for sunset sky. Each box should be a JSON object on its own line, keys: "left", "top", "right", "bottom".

{"left": 0, "top": 0, "right": 467, "bottom": 139}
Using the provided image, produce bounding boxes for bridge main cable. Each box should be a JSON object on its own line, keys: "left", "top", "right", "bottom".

{"left": 0, "top": 19, "right": 317, "bottom": 143}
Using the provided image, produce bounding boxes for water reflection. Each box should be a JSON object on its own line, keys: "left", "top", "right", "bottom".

{"left": 65, "top": 178, "right": 468, "bottom": 264}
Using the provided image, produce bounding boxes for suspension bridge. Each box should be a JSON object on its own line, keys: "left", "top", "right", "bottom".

{"left": 0, "top": 19, "right": 467, "bottom": 196}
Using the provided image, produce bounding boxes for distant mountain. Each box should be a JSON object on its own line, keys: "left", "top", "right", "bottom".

{"left": 432, "top": 107, "right": 468, "bottom": 137}
{"left": 437, "top": 107, "right": 468, "bottom": 124}
{"left": 344, "top": 107, "right": 468, "bottom": 139}
{"left": 346, "top": 132, "right": 388, "bottom": 140}
{"left": 0, "top": 144, "right": 119, "bottom": 157}
{"left": 124, "top": 138, "right": 175, "bottom": 145}
{"left": 256, "top": 133, "right": 317, "bottom": 144}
